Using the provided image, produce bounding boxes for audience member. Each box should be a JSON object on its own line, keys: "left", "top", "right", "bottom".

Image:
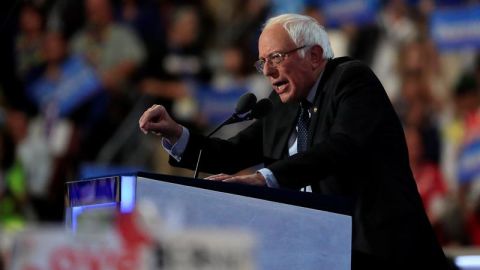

{"left": 70, "top": 0, "right": 145, "bottom": 92}
{"left": 15, "top": 3, "right": 46, "bottom": 80}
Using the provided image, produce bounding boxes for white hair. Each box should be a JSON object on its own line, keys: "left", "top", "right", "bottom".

{"left": 264, "top": 14, "right": 334, "bottom": 59}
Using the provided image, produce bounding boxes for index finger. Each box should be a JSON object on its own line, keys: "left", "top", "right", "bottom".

{"left": 139, "top": 105, "right": 161, "bottom": 128}
{"left": 204, "top": 174, "right": 231, "bottom": 181}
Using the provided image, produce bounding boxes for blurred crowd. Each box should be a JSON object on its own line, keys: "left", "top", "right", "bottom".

{"left": 0, "top": 0, "right": 480, "bottom": 250}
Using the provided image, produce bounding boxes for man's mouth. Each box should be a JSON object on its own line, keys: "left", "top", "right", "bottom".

{"left": 273, "top": 80, "right": 288, "bottom": 93}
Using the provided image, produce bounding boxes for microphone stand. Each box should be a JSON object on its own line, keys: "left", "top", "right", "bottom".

{"left": 193, "top": 112, "right": 251, "bottom": 179}
{"left": 191, "top": 95, "right": 271, "bottom": 179}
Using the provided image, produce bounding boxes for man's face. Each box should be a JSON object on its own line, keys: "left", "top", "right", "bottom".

{"left": 258, "top": 24, "right": 317, "bottom": 103}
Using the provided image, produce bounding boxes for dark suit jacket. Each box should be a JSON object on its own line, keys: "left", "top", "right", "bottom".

{"left": 171, "top": 57, "right": 448, "bottom": 269}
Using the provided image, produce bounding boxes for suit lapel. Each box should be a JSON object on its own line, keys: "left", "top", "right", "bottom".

{"left": 308, "top": 57, "right": 351, "bottom": 145}
{"left": 308, "top": 90, "right": 324, "bottom": 144}
{"left": 268, "top": 57, "right": 352, "bottom": 157}
{"left": 271, "top": 101, "right": 298, "bottom": 158}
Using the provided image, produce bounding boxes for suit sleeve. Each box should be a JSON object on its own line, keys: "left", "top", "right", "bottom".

{"left": 169, "top": 119, "right": 265, "bottom": 174}
{"left": 268, "top": 62, "right": 404, "bottom": 189}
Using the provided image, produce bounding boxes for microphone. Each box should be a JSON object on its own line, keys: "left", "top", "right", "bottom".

{"left": 236, "top": 92, "right": 257, "bottom": 114}
{"left": 245, "top": 98, "right": 273, "bottom": 120}
{"left": 223, "top": 98, "right": 273, "bottom": 126}
{"left": 193, "top": 94, "right": 272, "bottom": 179}
{"left": 222, "top": 93, "right": 257, "bottom": 125}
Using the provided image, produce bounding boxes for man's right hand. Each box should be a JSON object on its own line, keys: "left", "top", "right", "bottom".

{"left": 139, "top": 104, "right": 183, "bottom": 144}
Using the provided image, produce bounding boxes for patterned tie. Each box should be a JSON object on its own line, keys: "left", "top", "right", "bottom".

{"left": 297, "top": 100, "right": 311, "bottom": 153}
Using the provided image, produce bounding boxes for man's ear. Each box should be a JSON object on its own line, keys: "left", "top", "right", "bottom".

{"left": 309, "top": 45, "right": 325, "bottom": 69}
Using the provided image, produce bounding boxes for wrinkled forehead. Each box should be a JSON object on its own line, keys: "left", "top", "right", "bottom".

{"left": 258, "top": 24, "right": 296, "bottom": 59}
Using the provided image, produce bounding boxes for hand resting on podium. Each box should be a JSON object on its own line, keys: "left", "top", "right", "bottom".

{"left": 205, "top": 173, "right": 266, "bottom": 186}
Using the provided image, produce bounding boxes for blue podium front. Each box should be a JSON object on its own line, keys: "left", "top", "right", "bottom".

{"left": 66, "top": 172, "right": 352, "bottom": 270}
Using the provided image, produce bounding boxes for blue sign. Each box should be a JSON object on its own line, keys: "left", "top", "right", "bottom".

{"left": 430, "top": 5, "right": 480, "bottom": 51}
{"left": 195, "top": 84, "right": 248, "bottom": 126}
{"left": 27, "top": 55, "right": 102, "bottom": 117}
{"left": 270, "top": 0, "right": 307, "bottom": 16}
{"left": 320, "top": 0, "right": 379, "bottom": 28}
{"left": 458, "top": 138, "right": 480, "bottom": 183}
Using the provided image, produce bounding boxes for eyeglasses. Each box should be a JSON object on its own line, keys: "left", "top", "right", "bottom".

{"left": 254, "top": 45, "right": 307, "bottom": 73}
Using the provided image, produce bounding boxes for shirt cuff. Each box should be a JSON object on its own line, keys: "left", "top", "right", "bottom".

{"left": 257, "top": 168, "right": 279, "bottom": 188}
{"left": 162, "top": 126, "right": 190, "bottom": 162}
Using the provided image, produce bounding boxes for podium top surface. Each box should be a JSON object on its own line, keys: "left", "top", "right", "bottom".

{"left": 67, "top": 171, "right": 353, "bottom": 216}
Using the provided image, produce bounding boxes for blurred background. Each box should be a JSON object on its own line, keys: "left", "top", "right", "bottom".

{"left": 1, "top": 0, "right": 480, "bottom": 259}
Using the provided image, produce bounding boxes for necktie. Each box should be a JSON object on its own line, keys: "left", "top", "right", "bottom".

{"left": 297, "top": 100, "right": 311, "bottom": 153}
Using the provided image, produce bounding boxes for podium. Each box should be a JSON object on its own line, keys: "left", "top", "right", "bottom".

{"left": 65, "top": 172, "right": 352, "bottom": 270}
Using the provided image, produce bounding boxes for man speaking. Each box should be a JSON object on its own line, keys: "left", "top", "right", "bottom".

{"left": 139, "top": 14, "right": 448, "bottom": 269}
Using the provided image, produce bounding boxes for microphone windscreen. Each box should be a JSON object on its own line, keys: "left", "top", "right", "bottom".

{"left": 251, "top": 98, "right": 273, "bottom": 119}
{"left": 235, "top": 93, "right": 257, "bottom": 114}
